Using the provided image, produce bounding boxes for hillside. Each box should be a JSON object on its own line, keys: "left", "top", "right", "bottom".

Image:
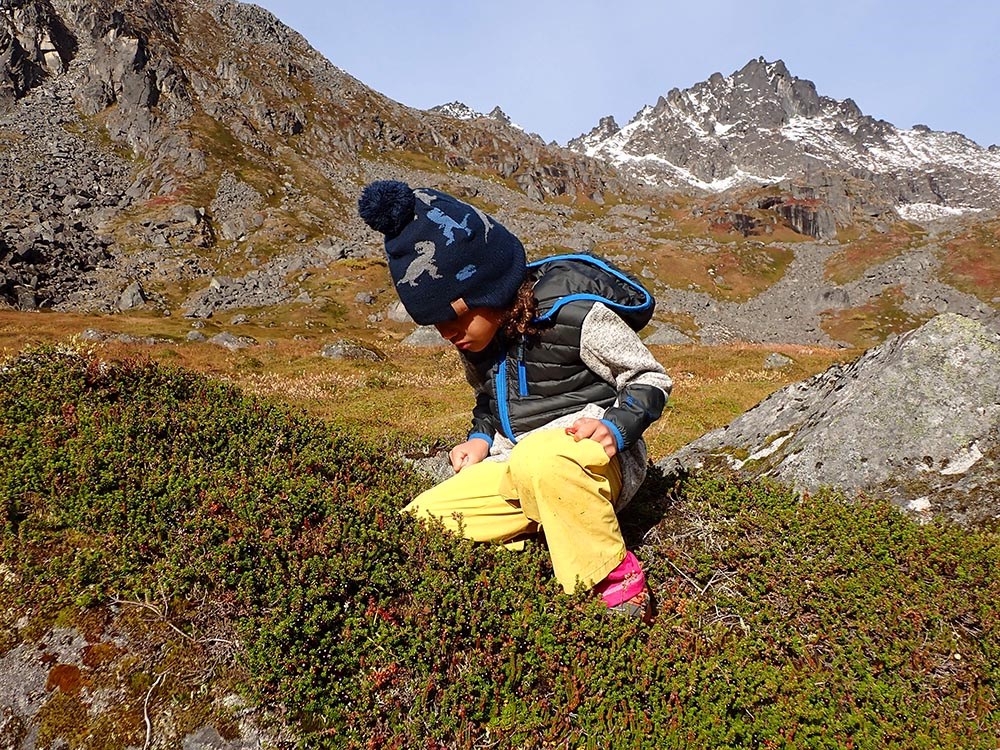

{"left": 2, "top": 349, "right": 998, "bottom": 747}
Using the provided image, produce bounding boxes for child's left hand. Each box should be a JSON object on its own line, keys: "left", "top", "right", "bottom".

{"left": 565, "top": 418, "right": 618, "bottom": 458}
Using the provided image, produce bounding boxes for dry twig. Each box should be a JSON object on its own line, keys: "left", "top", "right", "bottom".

{"left": 143, "top": 672, "right": 166, "bottom": 750}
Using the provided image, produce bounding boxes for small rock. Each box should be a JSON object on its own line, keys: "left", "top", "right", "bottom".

{"left": 181, "top": 726, "right": 231, "bottom": 750}
{"left": 763, "top": 353, "right": 794, "bottom": 369}
{"left": 402, "top": 326, "right": 447, "bottom": 348}
{"left": 14, "top": 286, "right": 36, "bottom": 311}
{"left": 355, "top": 291, "right": 376, "bottom": 305}
{"left": 117, "top": 281, "right": 145, "bottom": 311}
{"left": 230, "top": 314, "right": 249, "bottom": 325}
{"left": 646, "top": 325, "right": 695, "bottom": 345}
{"left": 406, "top": 451, "right": 455, "bottom": 483}
{"left": 186, "top": 331, "right": 208, "bottom": 342}
{"left": 386, "top": 301, "right": 413, "bottom": 323}
{"left": 320, "top": 340, "right": 383, "bottom": 361}
{"left": 208, "top": 332, "right": 256, "bottom": 351}
{"left": 81, "top": 328, "right": 110, "bottom": 342}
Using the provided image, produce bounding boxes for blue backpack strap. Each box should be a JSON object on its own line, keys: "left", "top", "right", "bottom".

{"left": 528, "top": 254, "right": 654, "bottom": 330}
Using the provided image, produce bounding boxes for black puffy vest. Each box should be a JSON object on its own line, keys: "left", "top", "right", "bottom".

{"left": 463, "top": 254, "right": 654, "bottom": 442}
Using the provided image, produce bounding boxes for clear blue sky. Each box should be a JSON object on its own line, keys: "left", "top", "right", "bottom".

{"left": 253, "top": 0, "right": 999, "bottom": 149}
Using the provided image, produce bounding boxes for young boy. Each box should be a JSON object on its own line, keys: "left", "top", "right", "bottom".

{"left": 358, "top": 180, "right": 671, "bottom": 620}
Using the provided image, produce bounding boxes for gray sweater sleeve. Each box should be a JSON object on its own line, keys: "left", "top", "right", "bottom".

{"left": 579, "top": 302, "right": 673, "bottom": 451}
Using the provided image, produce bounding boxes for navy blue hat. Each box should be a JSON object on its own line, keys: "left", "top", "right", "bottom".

{"left": 357, "top": 180, "right": 527, "bottom": 325}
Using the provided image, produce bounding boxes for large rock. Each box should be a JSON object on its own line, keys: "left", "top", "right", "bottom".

{"left": 657, "top": 314, "right": 1000, "bottom": 525}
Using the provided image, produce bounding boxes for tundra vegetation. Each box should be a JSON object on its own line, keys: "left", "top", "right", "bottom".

{"left": 1, "top": 346, "right": 997, "bottom": 748}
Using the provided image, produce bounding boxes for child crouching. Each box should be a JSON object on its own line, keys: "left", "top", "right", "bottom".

{"left": 358, "top": 180, "right": 672, "bottom": 621}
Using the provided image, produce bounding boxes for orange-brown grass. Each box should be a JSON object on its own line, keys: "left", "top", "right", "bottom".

{"left": 938, "top": 220, "right": 1000, "bottom": 305}
{"left": 820, "top": 285, "right": 933, "bottom": 349}
{"left": 607, "top": 240, "right": 794, "bottom": 302}
{"left": 0, "top": 310, "right": 851, "bottom": 461}
{"left": 824, "top": 223, "right": 927, "bottom": 284}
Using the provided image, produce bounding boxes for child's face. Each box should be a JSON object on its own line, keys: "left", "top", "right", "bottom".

{"left": 435, "top": 307, "right": 503, "bottom": 352}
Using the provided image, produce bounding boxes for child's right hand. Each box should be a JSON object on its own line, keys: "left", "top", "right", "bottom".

{"left": 449, "top": 437, "right": 491, "bottom": 472}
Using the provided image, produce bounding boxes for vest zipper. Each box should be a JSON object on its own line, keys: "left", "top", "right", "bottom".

{"left": 496, "top": 358, "right": 517, "bottom": 442}
{"left": 516, "top": 338, "right": 528, "bottom": 397}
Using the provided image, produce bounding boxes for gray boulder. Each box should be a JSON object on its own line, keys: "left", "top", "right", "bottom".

{"left": 646, "top": 324, "right": 695, "bottom": 345}
{"left": 402, "top": 326, "right": 447, "bottom": 348}
{"left": 208, "top": 332, "right": 256, "bottom": 351}
{"left": 320, "top": 340, "right": 383, "bottom": 361}
{"left": 763, "top": 352, "right": 793, "bottom": 369}
{"left": 657, "top": 314, "right": 1000, "bottom": 526}
{"left": 117, "top": 281, "right": 145, "bottom": 311}
{"left": 406, "top": 451, "right": 455, "bottom": 484}
{"left": 386, "top": 300, "right": 413, "bottom": 323}
{"left": 80, "top": 328, "right": 169, "bottom": 346}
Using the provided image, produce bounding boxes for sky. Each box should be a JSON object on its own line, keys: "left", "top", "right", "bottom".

{"left": 252, "top": 0, "right": 1000, "bottom": 149}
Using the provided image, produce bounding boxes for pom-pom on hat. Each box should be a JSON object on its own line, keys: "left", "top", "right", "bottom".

{"left": 358, "top": 180, "right": 526, "bottom": 325}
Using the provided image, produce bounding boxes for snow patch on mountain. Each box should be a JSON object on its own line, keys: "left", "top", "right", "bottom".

{"left": 896, "top": 203, "right": 984, "bottom": 222}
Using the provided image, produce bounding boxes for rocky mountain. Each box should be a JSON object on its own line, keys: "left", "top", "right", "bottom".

{"left": 657, "top": 313, "right": 1000, "bottom": 526}
{"left": 0, "top": 0, "right": 619, "bottom": 312}
{"left": 570, "top": 58, "right": 1000, "bottom": 218}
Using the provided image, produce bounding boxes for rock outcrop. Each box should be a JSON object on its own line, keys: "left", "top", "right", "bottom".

{"left": 657, "top": 314, "right": 1000, "bottom": 525}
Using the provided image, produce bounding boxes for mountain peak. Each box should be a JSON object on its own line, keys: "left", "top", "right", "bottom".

{"left": 567, "top": 115, "right": 620, "bottom": 152}
{"left": 427, "top": 101, "right": 482, "bottom": 120}
{"left": 427, "top": 101, "right": 515, "bottom": 127}
{"left": 568, "top": 58, "right": 1000, "bottom": 212}
{"left": 736, "top": 56, "right": 791, "bottom": 80}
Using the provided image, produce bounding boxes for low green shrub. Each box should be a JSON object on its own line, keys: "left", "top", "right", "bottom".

{"left": 1, "top": 349, "right": 997, "bottom": 748}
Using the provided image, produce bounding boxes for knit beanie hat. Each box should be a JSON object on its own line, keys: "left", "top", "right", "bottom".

{"left": 357, "top": 180, "right": 527, "bottom": 325}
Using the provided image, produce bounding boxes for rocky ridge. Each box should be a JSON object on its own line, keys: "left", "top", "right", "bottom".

{"left": 652, "top": 228, "right": 999, "bottom": 346}
{"left": 426, "top": 101, "right": 521, "bottom": 130}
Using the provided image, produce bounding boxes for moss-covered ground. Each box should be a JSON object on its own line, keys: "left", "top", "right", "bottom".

{"left": 824, "top": 223, "right": 928, "bottom": 285}
{"left": 820, "top": 286, "right": 935, "bottom": 349}
{"left": 1, "top": 348, "right": 997, "bottom": 748}
{"left": 937, "top": 219, "right": 1000, "bottom": 305}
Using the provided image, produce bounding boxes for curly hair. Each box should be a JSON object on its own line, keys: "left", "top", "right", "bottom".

{"left": 500, "top": 277, "right": 544, "bottom": 340}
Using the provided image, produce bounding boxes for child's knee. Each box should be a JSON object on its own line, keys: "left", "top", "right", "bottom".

{"left": 509, "top": 429, "right": 597, "bottom": 483}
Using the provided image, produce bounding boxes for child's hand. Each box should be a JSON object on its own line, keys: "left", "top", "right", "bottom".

{"left": 565, "top": 418, "right": 618, "bottom": 458}
{"left": 449, "top": 437, "right": 491, "bottom": 472}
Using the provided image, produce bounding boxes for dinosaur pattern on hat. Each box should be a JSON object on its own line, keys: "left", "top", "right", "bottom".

{"left": 397, "top": 241, "right": 442, "bottom": 287}
{"left": 427, "top": 207, "right": 471, "bottom": 246}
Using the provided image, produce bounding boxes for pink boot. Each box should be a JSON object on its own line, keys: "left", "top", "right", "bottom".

{"left": 594, "top": 551, "right": 653, "bottom": 622}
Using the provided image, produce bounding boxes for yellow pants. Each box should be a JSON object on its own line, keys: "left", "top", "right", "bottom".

{"left": 403, "top": 429, "right": 626, "bottom": 593}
